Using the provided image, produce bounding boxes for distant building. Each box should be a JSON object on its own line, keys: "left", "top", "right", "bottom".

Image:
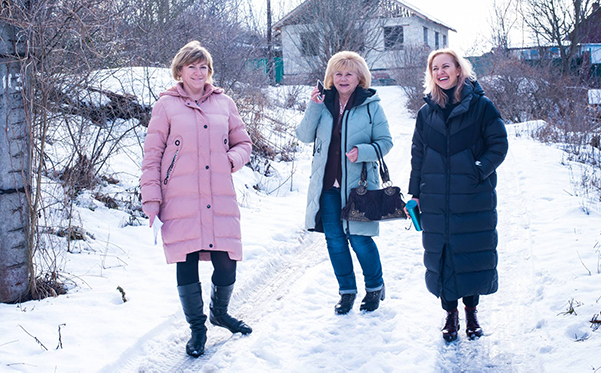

{"left": 273, "top": 0, "right": 455, "bottom": 83}
{"left": 576, "top": 1, "right": 601, "bottom": 77}
{"left": 502, "top": 2, "right": 601, "bottom": 76}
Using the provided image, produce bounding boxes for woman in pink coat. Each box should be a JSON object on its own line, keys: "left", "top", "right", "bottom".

{"left": 141, "top": 41, "right": 252, "bottom": 358}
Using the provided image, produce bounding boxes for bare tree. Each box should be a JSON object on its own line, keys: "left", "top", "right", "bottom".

{"left": 522, "top": 0, "right": 594, "bottom": 74}
{"left": 0, "top": 0, "right": 134, "bottom": 300}
{"left": 490, "top": 0, "right": 520, "bottom": 52}
{"left": 281, "top": 0, "right": 387, "bottom": 80}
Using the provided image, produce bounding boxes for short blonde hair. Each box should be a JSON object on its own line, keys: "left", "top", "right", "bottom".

{"left": 324, "top": 51, "right": 371, "bottom": 89}
{"left": 171, "top": 40, "right": 214, "bottom": 84}
{"left": 424, "top": 48, "right": 476, "bottom": 107}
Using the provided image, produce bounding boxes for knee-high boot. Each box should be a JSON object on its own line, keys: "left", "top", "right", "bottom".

{"left": 209, "top": 283, "right": 252, "bottom": 335}
{"left": 177, "top": 282, "right": 207, "bottom": 357}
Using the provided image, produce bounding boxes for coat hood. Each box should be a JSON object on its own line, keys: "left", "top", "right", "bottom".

{"left": 323, "top": 86, "right": 379, "bottom": 117}
{"left": 424, "top": 79, "right": 485, "bottom": 113}
{"left": 423, "top": 79, "right": 486, "bottom": 136}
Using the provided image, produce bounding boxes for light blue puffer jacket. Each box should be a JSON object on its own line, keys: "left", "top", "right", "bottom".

{"left": 296, "top": 87, "right": 393, "bottom": 236}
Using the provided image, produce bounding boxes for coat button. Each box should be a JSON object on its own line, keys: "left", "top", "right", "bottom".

{"left": 205, "top": 165, "right": 209, "bottom": 169}
{"left": 224, "top": 139, "right": 227, "bottom": 144}
{"left": 209, "top": 244, "right": 213, "bottom": 248}
{"left": 207, "top": 205, "right": 211, "bottom": 208}
{"left": 175, "top": 140, "right": 180, "bottom": 146}
{"left": 204, "top": 125, "right": 208, "bottom": 129}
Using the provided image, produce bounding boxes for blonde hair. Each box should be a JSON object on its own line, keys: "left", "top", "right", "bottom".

{"left": 170, "top": 40, "right": 214, "bottom": 84}
{"left": 324, "top": 51, "right": 371, "bottom": 90}
{"left": 424, "top": 48, "right": 476, "bottom": 107}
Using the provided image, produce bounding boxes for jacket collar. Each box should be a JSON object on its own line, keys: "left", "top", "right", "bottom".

{"left": 424, "top": 80, "right": 485, "bottom": 135}
{"left": 323, "top": 86, "right": 377, "bottom": 117}
{"left": 160, "top": 82, "right": 224, "bottom": 102}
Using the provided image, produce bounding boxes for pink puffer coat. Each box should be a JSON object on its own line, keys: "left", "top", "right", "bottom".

{"left": 140, "top": 83, "right": 252, "bottom": 263}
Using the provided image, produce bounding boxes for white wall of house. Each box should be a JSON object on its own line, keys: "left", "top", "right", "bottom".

{"left": 279, "top": 15, "right": 451, "bottom": 79}
{"left": 368, "top": 17, "right": 450, "bottom": 70}
{"left": 581, "top": 43, "right": 601, "bottom": 64}
{"left": 280, "top": 24, "right": 316, "bottom": 77}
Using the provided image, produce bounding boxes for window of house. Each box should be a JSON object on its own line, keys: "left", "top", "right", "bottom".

{"left": 423, "top": 27, "right": 429, "bottom": 45}
{"left": 300, "top": 32, "right": 319, "bottom": 57}
{"left": 384, "top": 26, "right": 404, "bottom": 50}
{"left": 443, "top": 35, "right": 447, "bottom": 47}
{"left": 435, "top": 32, "right": 440, "bottom": 49}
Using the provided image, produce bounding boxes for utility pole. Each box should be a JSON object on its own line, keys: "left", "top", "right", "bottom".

{"left": 267, "top": 0, "right": 275, "bottom": 85}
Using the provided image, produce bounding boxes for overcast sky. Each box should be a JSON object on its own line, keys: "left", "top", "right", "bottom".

{"left": 407, "top": 0, "right": 496, "bottom": 54}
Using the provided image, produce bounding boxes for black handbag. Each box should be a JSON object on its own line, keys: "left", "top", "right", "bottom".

{"left": 341, "top": 143, "right": 407, "bottom": 222}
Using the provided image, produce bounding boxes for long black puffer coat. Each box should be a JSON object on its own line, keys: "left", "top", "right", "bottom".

{"left": 408, "top": 80, "right": 508, "bottom": 302}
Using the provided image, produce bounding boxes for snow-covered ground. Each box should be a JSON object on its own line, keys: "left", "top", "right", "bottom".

{"left": 1, "top": 83, "right": 600, "bottom": 372}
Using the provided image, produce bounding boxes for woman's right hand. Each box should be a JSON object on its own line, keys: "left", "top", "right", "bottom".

{"left": 143, "top": 201, "right": 160, "bottom": 227}
{"left": 404, "top": 197, "right": 420, "bottom": 217}
{"left": 310, "top": 86, "right": 325, "bottom": 104}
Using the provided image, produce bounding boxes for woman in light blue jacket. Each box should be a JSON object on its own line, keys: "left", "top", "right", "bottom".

{"left": 296, "top": 51, "right": 393, "bottom": 314}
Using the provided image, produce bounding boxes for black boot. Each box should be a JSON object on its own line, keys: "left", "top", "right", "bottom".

{"left": 465, "top": 307, "right": 483, "bottom": 339}
{"left": 359, "top": 283, "right": 385, "bottom": 312}
{"left": 442, "top": 308, "right": 459, "bottom": 342}
{"left": 209, "top": 283, "right": 252, "bottom": 334}
{"left": 177, "top": 282, "right": 207, "bottom": 357}
{"left": 334, "top": 293, "right": 356, "bottom": 315}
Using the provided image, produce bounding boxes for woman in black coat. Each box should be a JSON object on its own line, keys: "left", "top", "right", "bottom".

{"left": 407, "top": 49, "right": 508, "bottom": 342}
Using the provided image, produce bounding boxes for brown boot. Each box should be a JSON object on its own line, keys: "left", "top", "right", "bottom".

{"left": 442, "top": 308, "right": 459, "bottom": 342}
{"left": 465, "top": 306, "right": 483, "bottom": 339}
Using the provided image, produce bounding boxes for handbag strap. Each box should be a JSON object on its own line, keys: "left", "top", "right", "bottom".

{"left": 371, "top": 143, "right": 392, "bottom": 186}
{"left": 358, "top": 143, "right": 392, "bottom": 187}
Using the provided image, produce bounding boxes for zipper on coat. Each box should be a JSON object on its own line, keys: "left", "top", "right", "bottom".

{"left": 445, "top": 117, "right": 460, "bottom": 298}
{"left": 343, "top": 108, "right": 351, "bottom": 235}
{"left": 445, "top": 123, "right": 450, "bottom": 242}
{"left": 164, "top": 140, "right": 181, "bottom": 185}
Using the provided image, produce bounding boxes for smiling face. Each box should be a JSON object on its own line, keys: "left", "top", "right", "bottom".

{"left": 333, "top": 69, "right": 361, "bottom": 98}
{"left": 431, "top": 53, "right": 461, "bottom": 90}
{"left": 180, "top": 60, "right": 209, "bottom": 95}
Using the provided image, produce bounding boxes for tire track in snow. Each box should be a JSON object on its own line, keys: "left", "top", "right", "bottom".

{"left": 101, "top": 235, "right": 328, "bottom": 372}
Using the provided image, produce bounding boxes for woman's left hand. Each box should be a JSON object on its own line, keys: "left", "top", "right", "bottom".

{"left": 346, "top": 147, "right": 358, "bottom": 163}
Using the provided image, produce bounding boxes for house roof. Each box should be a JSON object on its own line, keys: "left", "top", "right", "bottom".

{"left": 273, "top": 0, "right": 456, "bottom": 32}
{"left": 577, "top": 3, "right": 601, "bottom": 44}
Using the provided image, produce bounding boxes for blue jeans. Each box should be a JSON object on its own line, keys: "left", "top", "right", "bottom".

{"left": 320, "top": 187, "right": 384, "bottom": 294}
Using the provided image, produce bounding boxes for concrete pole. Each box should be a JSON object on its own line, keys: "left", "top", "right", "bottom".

{"left": 0, "top": 21, "right": 30, "bottom": 303}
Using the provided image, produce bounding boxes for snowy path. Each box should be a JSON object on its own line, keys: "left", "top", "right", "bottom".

{"left": 434, "top": 127, "right": 543, "bottom": 372}
{"left": 97, "top": 87, "right": 600, "bottom": 372}
{"left": 101, "top": 234, "right": 329, "bottom": 372}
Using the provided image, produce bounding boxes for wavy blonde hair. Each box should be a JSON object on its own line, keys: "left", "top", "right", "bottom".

{"left": 324, "top": 51, "right": 371, "bottom": 90}
{"left": 424, "top": 48, "right": 476, "bottom": 107}
{"left": 171, "top": 40, "right": 214, "bottom": 84}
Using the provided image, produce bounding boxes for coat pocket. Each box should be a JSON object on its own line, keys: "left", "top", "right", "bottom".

{"left": 467, "top": 150, "right": 482, "bottom": 182}
{"left": 313, "top": 138, "right": 322, "bottom": 156}
{"left": 163, "top": 137, "right": 182, "bottom": 185}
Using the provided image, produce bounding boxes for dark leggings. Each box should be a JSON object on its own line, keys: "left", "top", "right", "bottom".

{"left": 176, "top": 250, "right": 237, "bottom": 287}
{"left": 441, "top": 295, "right": 480, "bottom": 312}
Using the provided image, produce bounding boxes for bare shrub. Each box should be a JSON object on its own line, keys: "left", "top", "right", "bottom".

{"left": 389, "top": 45, "right": 431, "bottom": 117}
{"left": 0, "top": 0, "right": 284, "bottom": 302}
{"left": 479, "top": 51, "right": 601, "bottom": 209}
